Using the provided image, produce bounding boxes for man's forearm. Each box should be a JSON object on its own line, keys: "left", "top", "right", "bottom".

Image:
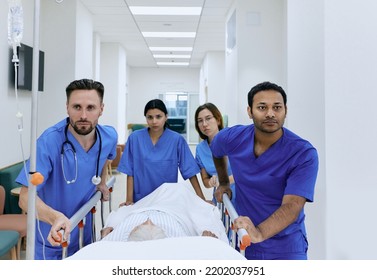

{"left": 256, "top": 195, "right": 306, "bottom": 242}
{"left": 212, "top": 156, "right": 229, "bottom": 185}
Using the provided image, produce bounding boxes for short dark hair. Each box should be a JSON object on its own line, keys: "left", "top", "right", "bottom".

{"left": 247, "top": 81, "right": 287, "bottom": 108}
{"left": 66, "top": 79, "right": 104, "bottom": 103}
{"left": 144, "top": 99, "right": 169, "bottom": 128}
{"left": 194, "top": 103, "right": 224, "bottom": 140}
{"left": 144, "top": 99, "right": 168, "bottom": 116}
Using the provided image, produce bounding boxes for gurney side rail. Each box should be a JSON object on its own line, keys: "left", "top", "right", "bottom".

{"left": 221, "top": 193, "right": 251, "bottom": 255}
{"left": 59, "top": 176, "right": 116, "bottom": 259}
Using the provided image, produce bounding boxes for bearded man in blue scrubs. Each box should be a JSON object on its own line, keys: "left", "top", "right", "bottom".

{"left": 16, "top": 79, "right": 118, "bottom": 259}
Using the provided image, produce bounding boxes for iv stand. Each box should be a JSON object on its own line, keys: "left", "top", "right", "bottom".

{"left": 25, "top": 0, "right": 40, "bottom": 260}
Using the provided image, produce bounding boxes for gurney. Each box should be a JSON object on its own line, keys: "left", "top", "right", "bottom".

{"left": 66, "top": 236, "right": 246, "bottom": 260}
{"left": 61, "top": 182, "right": 250, "bottom": 260}
{"left": 57, "top": 176, "right": 116, "bottom": 258}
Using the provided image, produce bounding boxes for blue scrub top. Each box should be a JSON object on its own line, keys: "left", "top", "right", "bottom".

{"left": 195, "top": 139, "right": 236, "bottom": 204}
{"left": 118, "top": 127, "right": 200, "bottom": 202}
{"left": 16, "top": 118, "right": 118, "bottom": 259}
{"left": 211, "top": 124, "right": 319, "bottom": 257}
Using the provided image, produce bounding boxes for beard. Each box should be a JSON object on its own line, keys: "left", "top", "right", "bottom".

{"left": 255, "top": 124, "right": 281, "bottom": 134}
{"left": 71, "top": 121, "right": 95, "bottom": 135}
{"left": 254, "top": 119, "right": 285, "bottom": 134}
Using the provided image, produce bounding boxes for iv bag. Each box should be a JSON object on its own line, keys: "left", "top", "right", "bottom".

{"left": 8, "top": 0, "right": 23, "bottom": 47}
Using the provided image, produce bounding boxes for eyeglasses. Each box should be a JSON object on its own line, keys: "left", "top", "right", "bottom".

{"left": 197, "top": 115, "right": 214, "bottom": 126}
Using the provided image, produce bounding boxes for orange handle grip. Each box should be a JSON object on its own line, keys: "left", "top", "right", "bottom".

{"left": 241, "top": 234, "right": 251, "bottom": 247}
{"left": 30, "top": 172, "right": 44, "bottom": 186}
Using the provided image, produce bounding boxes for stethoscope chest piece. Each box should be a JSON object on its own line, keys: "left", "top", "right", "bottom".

{"left": 91, "top": 175, "right": 101, "bottom": 185}
{"left": 61, "top": 123, "right": 102, "bottom": 185}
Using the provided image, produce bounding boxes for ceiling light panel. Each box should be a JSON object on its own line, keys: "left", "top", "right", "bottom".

{"left": 153, "top": 54, "right": 191, "bottom": 59}
{"left": 142, "top": 32, "right": 196, "bottom": 38}
{"left": 123, "top": 0, "right": 206, "bottom": 67}
{"left": 157, "top": 62, "right": 189, "bottom": 66}
{"left": 129, "top": 6, "right": 202, "bottom": 15}
{"left": 137, "top": 20, "right": 198, "bottom": 31}
{"left": 149, "top": 47, "right": 193, "bottom": 52}
{"left": 81, "top": 0, "right": 232, "bottom": 68}
{"left": 125, "top": 0, "right": 205, "bottom": 6}
{"left": 144, "top": 38, "right": 195, "bottom": 49}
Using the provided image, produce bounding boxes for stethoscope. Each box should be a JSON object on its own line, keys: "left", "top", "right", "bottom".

{"left": 61, "top": 122, "right": 102, "bottom": 185}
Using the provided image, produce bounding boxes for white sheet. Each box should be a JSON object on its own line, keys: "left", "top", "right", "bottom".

{"left": 103, "top": 182, "right": 229, "bottom": 243}
{"left": 66, "top": 237, "right": 246, "bottom": 260}
{"left": 67, "top": 183, "right": 244, "bottom": 260}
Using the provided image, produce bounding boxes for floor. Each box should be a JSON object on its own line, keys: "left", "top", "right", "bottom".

{"left": 1, "top": 167, "right": 212, "bottom": 260}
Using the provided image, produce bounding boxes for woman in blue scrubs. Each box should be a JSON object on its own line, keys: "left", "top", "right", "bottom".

{"left": 118, "top": 99, "right": 205, "bottom": 205}
{"left": 194, "top": 103, "right": 236, "bottom": 205}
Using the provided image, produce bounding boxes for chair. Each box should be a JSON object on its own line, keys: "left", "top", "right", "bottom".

{"left": 110, "top": 144, "right": 125, "bottom": 170}
{"left": 0, "top": 230, "right": 19, "bottom": 260}
{"left": 130, "top": 124, "right": 147, "bottom": 132}
{"left": 167, "top": 118, "right": 186, "bottom": 134}
{"left": 127, "top": 123, "right": 147, "bottom": 136}
{"left": 0, "top": 185, "right": 27, "bottom": 259}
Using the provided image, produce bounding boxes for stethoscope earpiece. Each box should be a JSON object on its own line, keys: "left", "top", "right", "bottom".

{"left": 91, "top": 175, "right": 101, "bottom": 185}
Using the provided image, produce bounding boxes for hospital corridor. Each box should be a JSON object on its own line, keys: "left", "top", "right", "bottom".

{"left": 3, "top": 0, "right": 377, "bottom": 265}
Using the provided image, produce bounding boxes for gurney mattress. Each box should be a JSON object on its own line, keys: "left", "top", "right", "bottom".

{"left": 67, "top": 236, "right": 246, "bottom": 260}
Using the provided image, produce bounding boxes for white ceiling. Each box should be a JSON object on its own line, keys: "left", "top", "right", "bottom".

{"left": 80, "top": 0, "right": 234, "bottom": 68}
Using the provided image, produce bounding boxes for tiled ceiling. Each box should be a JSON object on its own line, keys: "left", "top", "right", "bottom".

{"left": 80, "top": 0, "right": 234, "bottom": 68}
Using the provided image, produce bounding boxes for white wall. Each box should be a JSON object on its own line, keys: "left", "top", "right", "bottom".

{"left": 127, "top": 67, "right": 200, "bottom": 125}
{"left": 0, "top": 0, "right": 124, "bottom": 168}
{"left": 200, "top": 52, "right": 227, "bottom": 114}
{"left": 93, "top": 33, "right": 101, "bottom": 81}
{"left": 75, "top": 0, "right": 93, "bottom": 79}
{"left": 100, "top": 43, "right": 127, "bottom": 144}
{"left": 1, "top": 0, "right": 38, "bottom": 167}
{"left": 287, "top": 0, "right": 377, "bottom": 260}
{"left": 38, "top": 0, "right": 77, "bottom": 133}
{"left": 226, "top": 0, "right": 285, "bottom": 126}
{"left": 224, "top": 5, "right": 238, "bottom": 127}
{"left": 323, "top": 0, "right": 377, "bottom": 259}
{"left": 286, "top": 0, "right": 326, "bottom": 260}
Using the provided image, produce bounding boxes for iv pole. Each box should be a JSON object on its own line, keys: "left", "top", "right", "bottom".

{"left": 25, "top": 0, "right": 40, "bottom": 260}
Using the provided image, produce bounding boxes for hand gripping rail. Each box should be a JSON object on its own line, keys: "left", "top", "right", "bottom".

{"left": 59, "top": 176, "right": 116, "bottom": 259}
{"left": 222, "top": 193, "right": 251, "bottom": 255}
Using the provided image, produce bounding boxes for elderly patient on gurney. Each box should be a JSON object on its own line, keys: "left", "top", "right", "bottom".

{"left": 67, "top": 183, "right": 245, "bottom": 260}
{"left": 101, "top": 182, "right": 228, "bottom": 242}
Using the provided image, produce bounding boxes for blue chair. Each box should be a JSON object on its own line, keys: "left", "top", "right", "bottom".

{"left": 131, "top": 124, "right": 147, "bottom": 132}
{"left": 0, "top": 185, "right": 27, "bottom": 259}
{"left": 0, "top": 230, "right": 19, "bottom": 260}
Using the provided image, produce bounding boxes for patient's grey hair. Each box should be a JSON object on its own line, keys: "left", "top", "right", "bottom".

{"left": 128, "top": 223, "right": 167, "bottom": 242}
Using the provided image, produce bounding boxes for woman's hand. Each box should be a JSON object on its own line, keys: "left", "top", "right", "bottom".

{"left": 209, "top": 175, "right": 219, "bottom": 188}
{"left": 119, "top": 201, "right": 134, "bottom": 207}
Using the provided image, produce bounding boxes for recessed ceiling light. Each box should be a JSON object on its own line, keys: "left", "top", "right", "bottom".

{"left": 157, "top": 62, "right": 189, "bottom": 66}
{"left": 142, "top": 32, "right": 196, "bottom": 38}
{"left": 129, "top": 6, "right": 202, "bottom": 16}
{"left": 150, "top": 47, "right": 193, "bottom": 52}
{"left": 153, "top": 54, "right": 191, "bottom": 59}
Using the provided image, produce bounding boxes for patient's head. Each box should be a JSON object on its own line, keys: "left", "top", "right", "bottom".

{"left": 128, "top": 218, "right": 167, "bottom": 241}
